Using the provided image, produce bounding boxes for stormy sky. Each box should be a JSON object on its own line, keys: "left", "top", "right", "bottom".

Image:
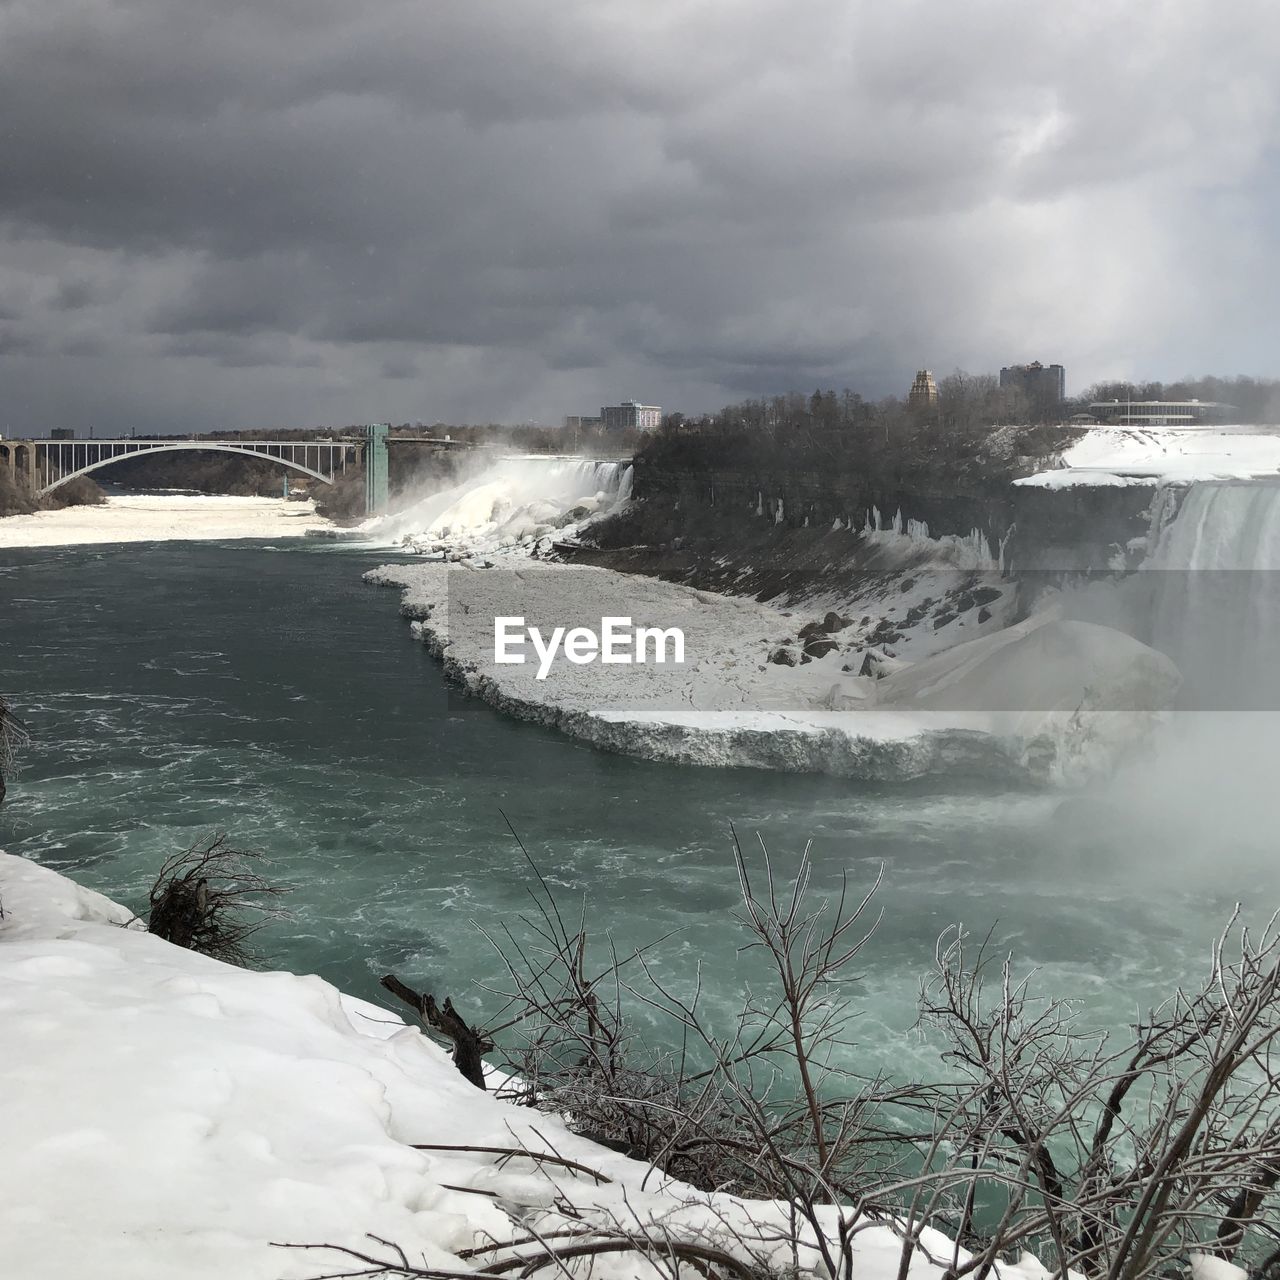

{"left": 2, "top": 0, "right": 1278, "bottom": 436}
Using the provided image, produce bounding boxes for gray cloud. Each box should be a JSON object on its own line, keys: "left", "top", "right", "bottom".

{"left": 1, "top": 0, "right": 1279, "bottom": 435}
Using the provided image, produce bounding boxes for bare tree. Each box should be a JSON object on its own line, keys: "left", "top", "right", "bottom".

{"left": 0, "top": 692, "right": 30, "bottom": 808}
{"left": 885, "top": 910, "right": 1280, "bottom": 1280}
{"left": 350, "top": 839, "right": 1280, "bottom": 1280}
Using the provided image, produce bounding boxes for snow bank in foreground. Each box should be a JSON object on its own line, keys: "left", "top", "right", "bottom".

{"left": 365, "top": 562, "right": 1177, "bottom": 786}
{"left": 1014, "top": 426, "right": 1280, "bottom": 489}
{"left": 0, "top": 852, "right": 1055, "bottom": 1280}
{"left": 0, "top": 493, "right": 329, "bottom": 547}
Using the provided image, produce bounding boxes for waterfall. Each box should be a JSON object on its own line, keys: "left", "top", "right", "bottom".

{"left": 1142, "top": 480, "right": 1280, "bottom": 709}
{"left": 366, "top": 454, "right": 633, "bottom": 546}
{"left": 1068, "top": 479, "right": 1280, "bottom": 870}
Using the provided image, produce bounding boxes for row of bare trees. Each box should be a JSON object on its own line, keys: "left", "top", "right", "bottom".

{"left": 369, "top": 829, "right": 1280, "bottom": 1280}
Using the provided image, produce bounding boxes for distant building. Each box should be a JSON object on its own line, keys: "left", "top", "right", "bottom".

{"left": 1000, "top": 361, "right": 1066, "bottom": 407}
{"left": 563, "top": 415, "right": 603, "bottom": 431}
{"left": 1089, "top": 399, "right": 1233, "bottom": 427}
{"left": 601, "top": 400, "right": 661, "bottom": 432}
{"left": 50, "top": 427, "right": 75, "bottom": 440}
{"left": 907, "top": 370, "right": 938, "bottom": 410}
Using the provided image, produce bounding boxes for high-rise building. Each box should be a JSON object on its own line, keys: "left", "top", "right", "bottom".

{"left": 907, "top": 370, "right": 939, "bottom": 410}
{"left": 999, "top": 361, "right": 1065, "bottom": 407}
{"left": 601, "top": 400, "right": 661, "bottom": 431}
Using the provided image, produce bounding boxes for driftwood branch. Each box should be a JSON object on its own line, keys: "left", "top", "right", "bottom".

{"left": 381, "top": 973, "right": 493, "bottom": 1090}
{"left": 408, "top": 1143, "right": 611, "bottom": 1185}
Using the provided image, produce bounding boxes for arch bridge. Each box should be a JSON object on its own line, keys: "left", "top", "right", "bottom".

{"left": 0, "top": 437, "right": 359, "bottom": 499}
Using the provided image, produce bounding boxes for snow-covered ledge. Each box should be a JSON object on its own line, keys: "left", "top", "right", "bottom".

{"left": 1, "top": 852, "right": 1080, "bottom": 1280}
{"left": 0, "top": 853, "right": 645, "bottom": 1277}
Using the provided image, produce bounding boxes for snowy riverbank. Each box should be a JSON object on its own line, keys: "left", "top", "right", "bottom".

{"left": 366, "top": 560, "right": 1178, "bottom": 786}
{"left": 0, "top": 492, "right": 329, "bottom": 547}
{"left": 1, "top": 850, "right": 1065, "bottom": 1280}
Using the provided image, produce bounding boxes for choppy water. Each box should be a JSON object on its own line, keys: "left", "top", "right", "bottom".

{"left": 0, "top": 537, "right": 1260, "bottom": 1080}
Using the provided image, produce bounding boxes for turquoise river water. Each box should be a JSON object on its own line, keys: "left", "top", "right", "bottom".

{"left": 0, "top": 536, "right": 1262, "bottom": 1079}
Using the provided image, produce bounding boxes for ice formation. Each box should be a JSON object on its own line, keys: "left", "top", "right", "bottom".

{"left": 861, "top": 506, "right": 998, "bottom": 570}
{"left": 366, "top": 562, "right": 1177, "bottom": 786}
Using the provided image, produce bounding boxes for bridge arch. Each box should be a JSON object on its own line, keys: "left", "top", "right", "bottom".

{"left": 38, "top": 441, "right": 342, "bottom": 497}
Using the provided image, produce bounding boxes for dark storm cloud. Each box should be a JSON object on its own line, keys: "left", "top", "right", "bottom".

{"left": 1, "top": 0, "right": 1279, "bottom": 434}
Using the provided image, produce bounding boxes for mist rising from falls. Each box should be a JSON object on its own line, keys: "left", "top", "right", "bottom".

{"left": 1057, "top": 480, "right": 1280, "bottom": 887}
{"left": 368, "top": 456, "right": 633, "bottom": 548}
{"left": 1143, "top": 481, "right": 1280, "bottom": 710}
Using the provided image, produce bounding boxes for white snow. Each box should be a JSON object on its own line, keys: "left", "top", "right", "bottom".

{"left": 366, "top": 561, "right": 1177, "bottom": 786}
{"left": 1189, "top": 1255, "right": 1249, "bottom": 1280}
{"left": 1015, "top": 426, "right": 1280, "bottom": 489}
{"left": 0, "top": 493, "right": 330, "bottom": 547}
{"left": 0, "top": 851, "right": 1057, "bottom": 1280}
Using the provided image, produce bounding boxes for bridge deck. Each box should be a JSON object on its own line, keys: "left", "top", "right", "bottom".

{"left": 0, "top": 437, "right": 359, "bottom": 499}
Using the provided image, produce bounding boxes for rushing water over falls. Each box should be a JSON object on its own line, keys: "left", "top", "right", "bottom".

{"left": 368, "top": 455, "right": 634, "bottom": 547}
{"left": 1144, "top": 480, "right": 1280, "bottom": 709}
{"left": 4, "top": 528, "right": 1272, "bottom": 1083}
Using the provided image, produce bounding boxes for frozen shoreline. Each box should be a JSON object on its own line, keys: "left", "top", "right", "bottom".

{"left": 0, "top": 492, "right": 330, "bottom": 547}
{"left": 366, "top": 559, "right": 1178, "bottom": 786}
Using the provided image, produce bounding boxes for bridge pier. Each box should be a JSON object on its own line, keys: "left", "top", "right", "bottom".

{"left": 364, "top": 424, "right": 390, "bottom": 516}
{"left": 5, "top": 443, "right": 37, "bottom": 495}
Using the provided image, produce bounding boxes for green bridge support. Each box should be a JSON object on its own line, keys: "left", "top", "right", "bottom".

{"left": 364, "top": 424, "right": 389, "bottom": 516}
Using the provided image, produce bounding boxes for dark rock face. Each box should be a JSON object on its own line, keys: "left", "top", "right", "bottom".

{"left": 626, "top": 462, "right": 1158, "bottom": 573}
{"left": 803, "top": 636, "right": 839, "bottom": 659}
{"left": 769, "top": 647, "right": 798, "bottom": 666}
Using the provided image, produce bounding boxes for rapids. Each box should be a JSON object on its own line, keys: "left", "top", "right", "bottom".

{"left": 1, "top": 524, "right": 1269, "bottom": 1081}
